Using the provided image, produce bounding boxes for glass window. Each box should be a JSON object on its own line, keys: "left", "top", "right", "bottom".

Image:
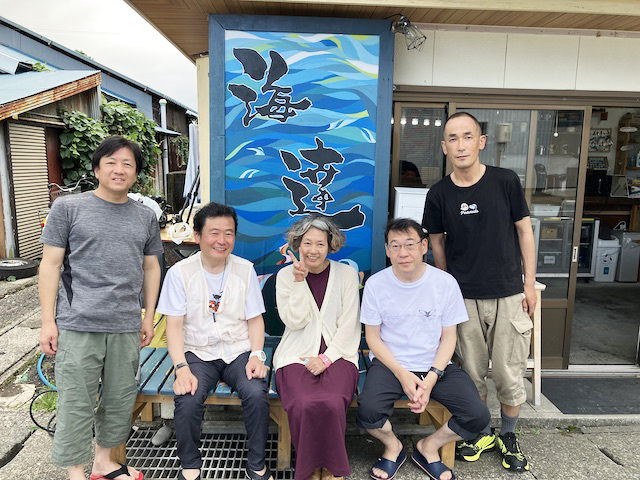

{"left": 395, "top": 106, "right": 446, "bottom": 187}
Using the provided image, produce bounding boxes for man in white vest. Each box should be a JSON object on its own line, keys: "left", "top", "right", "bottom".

{"left": 157, "top": 202, "right": 272, "bottom": 480}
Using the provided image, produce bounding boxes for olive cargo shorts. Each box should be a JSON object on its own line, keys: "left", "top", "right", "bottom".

{"left": 456, "top": 293, "right": 533, "bottom": 407}
{"left": 52, "top": 329, "right": 140, "bottom": 467}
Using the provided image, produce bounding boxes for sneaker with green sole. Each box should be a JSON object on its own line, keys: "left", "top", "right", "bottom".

{"left": 456, "top": 432, "right": 496, "bottom": 462}
{"left": 497, "top": 432, "right": 529, "bottom": 472}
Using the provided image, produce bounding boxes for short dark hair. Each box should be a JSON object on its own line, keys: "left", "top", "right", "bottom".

{"left": 193, "top": 202, "right": 238, "bottom": 235}
{"left": 443, "top": 112, "right": 483, "bottom": 138}
{"left": 92, "top": 136, "right": 144, "bottom": 174}
{"left": 385, "top": 218, "right": 426, "bottom": 243}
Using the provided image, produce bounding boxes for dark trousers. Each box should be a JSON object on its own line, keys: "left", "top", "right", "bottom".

{"left": 356, "top": 359, "right": 490, "bottom": 440}
{"left": 174, "top": 351, "right": 269, "bottom": 471}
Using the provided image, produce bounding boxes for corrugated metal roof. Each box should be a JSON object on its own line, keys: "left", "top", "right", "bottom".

{"left": 0, "top": 70, "right": 99, "bottom": 105}
{"left": 0, "top": 45, "right": 46, "bottom": 69}
{"left": 0, "top": 15, "right": 196, "bottom": 113}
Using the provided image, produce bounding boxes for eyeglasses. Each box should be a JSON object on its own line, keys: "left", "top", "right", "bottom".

{"left": 387, "top": 242, "right": 420, "bottom": 253}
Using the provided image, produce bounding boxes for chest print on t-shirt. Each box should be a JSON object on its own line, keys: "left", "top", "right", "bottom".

{"left": 459, "top": 202, "right": 479, "bottom": 216}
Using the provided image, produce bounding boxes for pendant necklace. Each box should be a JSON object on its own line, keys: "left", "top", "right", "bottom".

{"left": 208, "top": 260, "right": 227, "bottom": 321}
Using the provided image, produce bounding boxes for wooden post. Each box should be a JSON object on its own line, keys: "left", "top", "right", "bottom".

{"left": 140, "top": 403, "right": 153, "bottom": 422}
{"left": 269, "top": 405, "right": 291, "bottom": 470}
{"left": 425, "top": 401, "right": 454, "bottom": 469}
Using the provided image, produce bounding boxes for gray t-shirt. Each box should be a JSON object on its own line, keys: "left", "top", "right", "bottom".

{"left": 40, "top": 192, "right": 163, "bottom": 333}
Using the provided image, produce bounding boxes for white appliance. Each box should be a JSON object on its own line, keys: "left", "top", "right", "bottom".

{"left": 610, "top": 231, "right": 640, "bottom": 282}
{"left": 394, "top": 187, "right": 429, "bottom": 223}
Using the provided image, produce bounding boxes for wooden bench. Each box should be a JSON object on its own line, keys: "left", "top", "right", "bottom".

{"left": 113, "top": 337, "right": 455, "bottom": 470}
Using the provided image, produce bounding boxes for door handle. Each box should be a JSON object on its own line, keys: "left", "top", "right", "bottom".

{"left": 572, "top": 246, "right": 579, "bottom": 263}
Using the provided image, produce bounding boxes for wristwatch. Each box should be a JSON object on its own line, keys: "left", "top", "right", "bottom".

{"left": 249, "top": 350, "right": 267, "bottom": 362}
{"left": 429, "top": 366, "right": 445, "bottom": 380}
{"left": 175, "top": 362, "right": 188, "bottom": 371}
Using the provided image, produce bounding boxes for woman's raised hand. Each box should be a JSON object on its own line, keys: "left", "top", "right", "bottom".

{"left": 289, "top": 249, "right": 308, "bottom": 282}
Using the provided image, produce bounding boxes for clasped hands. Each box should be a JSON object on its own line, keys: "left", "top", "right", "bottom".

{"left": 401, "top": 370, "right": 434, "bottom": 414}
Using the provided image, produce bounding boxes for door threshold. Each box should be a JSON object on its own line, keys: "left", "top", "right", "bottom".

{"left": 542, "top": 364, "right": 640, "bottom": 377}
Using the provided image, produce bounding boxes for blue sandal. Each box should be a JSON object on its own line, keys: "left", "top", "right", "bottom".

{"left": 411, "top": 449, "right": 456, "bottom": 480}
{"left": 369, "top": 448, "right": 407, "bottom": 480}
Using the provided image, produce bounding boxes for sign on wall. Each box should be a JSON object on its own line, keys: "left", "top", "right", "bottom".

{"left": 211, "top": 16, "right": 393, "bottom": 278}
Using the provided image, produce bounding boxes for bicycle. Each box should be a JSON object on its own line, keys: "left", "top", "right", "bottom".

{"left": 38, "top": 176, "right": 94, "bottom": 229}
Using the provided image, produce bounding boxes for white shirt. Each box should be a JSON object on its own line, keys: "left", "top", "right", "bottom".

{"left": 360, "top": 264, "right": 468, "bottom": 371}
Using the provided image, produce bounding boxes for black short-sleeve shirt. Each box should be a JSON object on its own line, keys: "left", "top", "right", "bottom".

{"left": 422, "top": 165, "right": 530, "bottom": 299}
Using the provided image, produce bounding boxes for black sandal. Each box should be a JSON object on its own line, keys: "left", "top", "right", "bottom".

{"left": 245, "top": 465, "right": 273, "bottom": 480}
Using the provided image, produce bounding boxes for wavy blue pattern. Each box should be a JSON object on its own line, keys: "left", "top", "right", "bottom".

{"left": 224, "top": 31, "right": 379, "bottom": 275}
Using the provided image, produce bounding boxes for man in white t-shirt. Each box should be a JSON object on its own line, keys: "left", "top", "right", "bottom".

{"left": 357, "top": 218, "right": 490, "bottom": 480}
{"left": 157, "top": 202, "right": 272, "bottom": 480}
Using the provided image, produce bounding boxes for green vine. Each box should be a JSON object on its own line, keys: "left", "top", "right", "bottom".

{"left": 32, "top": 62, "right": 51, "bottom": 72}
{"left": 170, "top": 135, "right": 189, "bottom": 167}
{"left": 58, "top": 101, "right": 161, "bottom": 195}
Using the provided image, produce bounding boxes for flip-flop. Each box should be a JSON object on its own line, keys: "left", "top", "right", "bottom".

{"left": 411, "top": 449, "right": 456, "bottom": 480}
{"left": 89, "top": 463, "right": 143, "bottom": 480}
{"left": 369, "top": 448, "right": 407, "bottom": 480}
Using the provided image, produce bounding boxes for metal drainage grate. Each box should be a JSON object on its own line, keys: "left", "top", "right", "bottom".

{"left": 127, "top": 428, "right": 295, "bottom": 479}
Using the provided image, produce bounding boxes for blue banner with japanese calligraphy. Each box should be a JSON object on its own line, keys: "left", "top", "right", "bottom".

{"left": 224, "top": 30, "right": 379, "bottom": 278}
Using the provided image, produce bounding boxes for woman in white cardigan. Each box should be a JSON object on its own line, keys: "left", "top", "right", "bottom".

{"left": 273, "top": 215, "right": 361, "bottom": 480}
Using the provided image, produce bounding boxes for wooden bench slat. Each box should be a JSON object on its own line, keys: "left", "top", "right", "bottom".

{"left": 142, "top": 352, "right": 174, "bottom": 395}
{"left": 215, "top": 383, "right": 233, "bottom": 396}
{"left": 139, "top": 347, "right": 155, "bottom": 367}
{"left": 160, "top": 367, "right": 176, "bottom": 395}
{"left": 139, "top": 348, "right": 168, "bottom": 390}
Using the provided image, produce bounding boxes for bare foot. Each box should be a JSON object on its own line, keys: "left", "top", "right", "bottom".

{"left": 371, "top": 438, "right": 403, "bottom": 479}
{"left": 416, "top": 438, "right": 452, "bottom": 480}
{"left": 91, "top": 461, "right": 141, "bottom": 480}
{"left": 320, "top": 467, "right": 343, "bottom": 480}
{"left": 309, "top": 467, "right": 322, "bottom": 480}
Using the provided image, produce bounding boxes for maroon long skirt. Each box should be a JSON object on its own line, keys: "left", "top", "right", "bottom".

{"left": 275, "top": 359, "right": 358, "bottom": 480}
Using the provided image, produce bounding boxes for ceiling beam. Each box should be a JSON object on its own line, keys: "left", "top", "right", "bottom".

{"left": 239, "top": 0, "right": 640, "bottom": 17}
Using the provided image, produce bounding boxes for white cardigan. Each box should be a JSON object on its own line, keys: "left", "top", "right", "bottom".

{"left": 273, "top": 260, "right": 361, "bottom": 371}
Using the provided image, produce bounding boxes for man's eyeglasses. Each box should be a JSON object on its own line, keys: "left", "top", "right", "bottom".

{"left": 387, "top": 242, "right": 420, "bottom": 252}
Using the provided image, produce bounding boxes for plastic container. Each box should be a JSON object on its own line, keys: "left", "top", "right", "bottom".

{"left": 594, "top": 237, "right": 621, "bottom": 282}
{"left": 531, "top": 204, "right": 561, "bottom": 217}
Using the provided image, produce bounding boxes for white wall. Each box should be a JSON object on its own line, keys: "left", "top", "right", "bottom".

{"left": 394, "top": 28, "right": 640, "bottom": 92}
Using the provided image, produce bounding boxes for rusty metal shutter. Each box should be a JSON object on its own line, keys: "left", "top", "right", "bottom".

{"left": 8, "top": 122, "right": 49, "bottom": 259}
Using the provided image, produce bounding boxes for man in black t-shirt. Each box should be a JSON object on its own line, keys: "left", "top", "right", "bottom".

{"left": 422, "top": 112, "right": 537, "bottom": 473}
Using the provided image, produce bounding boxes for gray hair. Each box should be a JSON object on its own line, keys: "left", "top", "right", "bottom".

{"left": 286, "top": 215, "right": 345, "bottom": 253}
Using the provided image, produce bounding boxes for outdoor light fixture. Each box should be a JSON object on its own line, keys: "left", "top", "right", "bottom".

{"left": 390, "top": 14, "right": 426, "bottom": 51}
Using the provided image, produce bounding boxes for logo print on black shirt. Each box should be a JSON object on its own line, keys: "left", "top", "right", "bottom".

{"left": 460, "top": 203, "right": 479, "bottom": 216}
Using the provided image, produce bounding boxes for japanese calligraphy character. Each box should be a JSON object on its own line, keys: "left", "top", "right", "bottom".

{"left": 228, "top": 48, "right": 311, "bottom": 126}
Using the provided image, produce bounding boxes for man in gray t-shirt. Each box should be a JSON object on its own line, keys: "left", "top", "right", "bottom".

{"left": 39, "top": 136, "right": 162, "bottom": 480}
